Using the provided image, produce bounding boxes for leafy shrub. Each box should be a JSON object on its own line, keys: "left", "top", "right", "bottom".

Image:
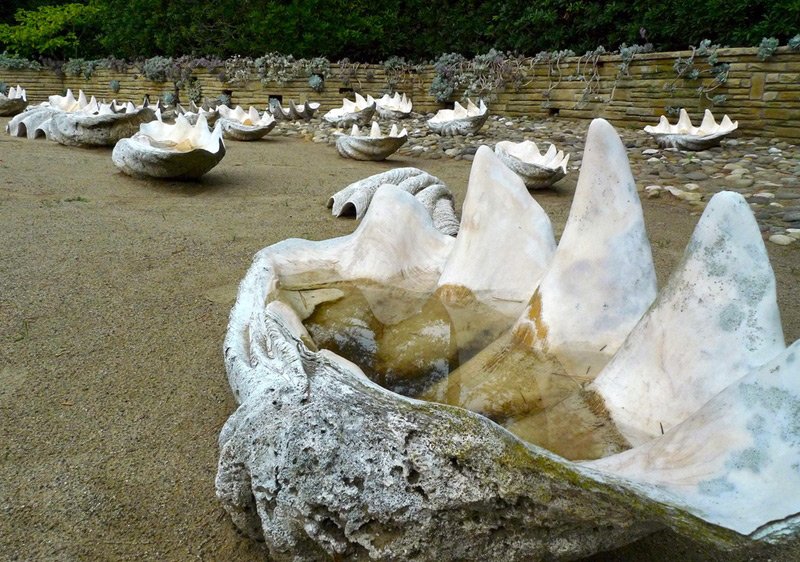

{"left": 0, "top": 3, "right": 100, "bottom": 59}
{"left": 0, "top": 52, "right": 42, "bottom": 70}
{"left": 109, "top": 79, "right": 120, "bottom": 93}
{"left": 789, "top": 34, "right": 800, "bottom": 50}
{"left": 0, "top": 82, "right": 8, "bottom": 95}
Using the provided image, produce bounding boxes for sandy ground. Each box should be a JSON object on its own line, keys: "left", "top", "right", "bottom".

{"left": 0, "top": 118, "right": 798, "bottom": 561}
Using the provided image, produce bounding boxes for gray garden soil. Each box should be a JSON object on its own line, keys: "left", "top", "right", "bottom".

{"left": 0, "top": 118, "right": 798, "bottom": 561}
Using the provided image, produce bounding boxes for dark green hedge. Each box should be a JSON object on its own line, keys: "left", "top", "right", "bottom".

{"left": 1, "top": 0, "right": 799, "bottom": 61}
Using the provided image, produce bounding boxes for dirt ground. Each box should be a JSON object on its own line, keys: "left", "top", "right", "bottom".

{"left": 0, "top": 118, "right": 798, "bottom": 561}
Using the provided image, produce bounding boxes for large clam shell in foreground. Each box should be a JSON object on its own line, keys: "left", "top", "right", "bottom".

{"left": 644, "top": 108, "right": 738, "bottom": 150}
{"left": 218, "top": 105, "right": 276, "bottom": 141}
{"left": 334, "top": 122, "right": 408, "bottom": 161}
{"left": 427, "top": 98, "right": 488, "bottom": 136}
{"left": 0, "top": 85, "right": 28, "bottom": 116}
{"left": 495, "top": 140, "right": 569, "bottom": 189}
{"left": 323, "top": 93, "right": 376, "bottom": 127}
{"left": 112, "top": 114, "right": 225, "bottom": 179}
{"left": 218, "top": 117, "right": 799, "bottom": 559}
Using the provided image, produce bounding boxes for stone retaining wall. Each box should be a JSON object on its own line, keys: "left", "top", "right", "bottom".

{"left": 2, "top": 46, "right": 799, "bottom": 140}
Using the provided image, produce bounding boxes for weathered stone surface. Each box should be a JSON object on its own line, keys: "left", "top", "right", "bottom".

{"left": 216, "top": 295, "right": 745, "bottom": 562}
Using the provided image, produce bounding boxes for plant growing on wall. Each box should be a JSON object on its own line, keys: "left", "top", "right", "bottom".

{"left": 429, "top": 52, "right": 466, "bottom": 102}
{"left": 668, "top": 40, "right": 730, "bottom": 105}
{"left": 142, "top": 56, "right": 174, "bottom": 82}
{"left": 337, "top": 57, "right": 359, "bottom": 86}
{"left": 109, "top": 78, "right": 120, "bottom": 93}
{"left": 757, "top": 37, "right": 779, "bottom": 60}
{"left": 223, "top": 55, "right": 252, "bottom": 87}
{"left": 255, "top": 52, "right": 299, "bottom": 85}
{"left": 0, "top": 51, "right": 42, "bottom": 70}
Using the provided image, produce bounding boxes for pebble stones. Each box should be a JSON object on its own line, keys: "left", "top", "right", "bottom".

{"left": 267, "top": 114, "right": 798, "bottom": 247}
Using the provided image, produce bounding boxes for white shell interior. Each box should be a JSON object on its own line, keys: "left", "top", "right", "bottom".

{"left": 429, "top": 99, "right": 488, "bottom": 124}
{"left": 4, "top": 85, "right": 26, "bottom": 101}
{"left": 368, "top": 92, "right": 413, "bottom": 113}
{"left": 644, "top": 108, "right": 738, "bottom": 137}
{"left": 347, "top": 122, "right": 408, "bottom": 139}
{"left": 495, "top": 140, "right": 570, "bottom": 173}
{"left": 136, "top": 114, "right": 224, "bottom": 153}
{"left": 218, "top": 105, "right": 275, "bottom": 127}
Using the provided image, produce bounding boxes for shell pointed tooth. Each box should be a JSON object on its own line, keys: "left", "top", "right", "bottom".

{"left": 438, "top": 145, "right": 556, "bottom": 306}
{"left": 77, "top": 90, "right": 88, "bottom": 108}
{"left": 369, "top": 121, "right": 382, "bottom": 137}
{"left": 354, "top": 92, "right": 368, "bottom": 108}
{"left": 248, "top": 106, "right": 261, "bottom": 124}
{"left": 560, "top": 152, "right": 570, "bottom": 173}
{"left": 592, "top": 190, "right": 785, "bottom": 447}
{"left": 452, "top": 101, "right": 467, "bottom": 118}
{"left": 523, "top": 118, "right": 656, "bottom": 375}
{"left": 720, "top": 114, "right": 737, "bottom": 132}
{"left": 350, "top": 124, "right": 360, "bottom": 136}
{"left": 389, "top": 124, "right": 399, "bottom": 137}
{"left": 677, "top": 108, "right": 693, "bottom": 133}
{"left": 699, "top": 109, "right": 717, "bottom": 133}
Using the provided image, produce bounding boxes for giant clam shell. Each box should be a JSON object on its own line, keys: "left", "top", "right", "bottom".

{"left": 644, "top": 108, "right": 738, "bottom": 150}
{"left": 176, "top": 101, "right": 219, "bottom": 126}
{"left": 427, "top": 98, "right": 488, "bottom": 136}
{"left": 494, "top": 140, "right": 569, "bottom": 189}
{"left": 327, "top": 167, "right": 459, "bottom": 235}
{"left": 111, "top": 114, "right": 225, "bottom": 179}
{"left": 217, "top": 117, "right": 799, "bottom": 560}
{"left": 334, "top": 122, "right": 408, "bottom": 161}
{"left": 0, "top": 85, "right": 28, "bottom": 116}
{"left": 46, "top": 106, "right": 157, "bottom": 147}
{"left": 218, "top": 105, "right": 276, "bottom": 141}
{"left": 368, "top": 92, "right": 412, "bottom": 119}
{"left": 270, "top": 99, "right": 320, "bottom": 121}
{"left": 6, "top": 106, "right": 58, "bottom": 139}
{"left": 323, "top": 93, "right": 376, "bottom": 127}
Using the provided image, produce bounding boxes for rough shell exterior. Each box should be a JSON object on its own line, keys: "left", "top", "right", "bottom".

{"left": 6, "top": 106, "right": 58, "bottom": 139}
{"left": 334, "top": 123, "right": 408, "bottom": 161}
{"left": 46, "top": 107, "right": 157, "bottom": 147}
{"left": 644, "top": 108, "right": 738, "bottom": 150}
